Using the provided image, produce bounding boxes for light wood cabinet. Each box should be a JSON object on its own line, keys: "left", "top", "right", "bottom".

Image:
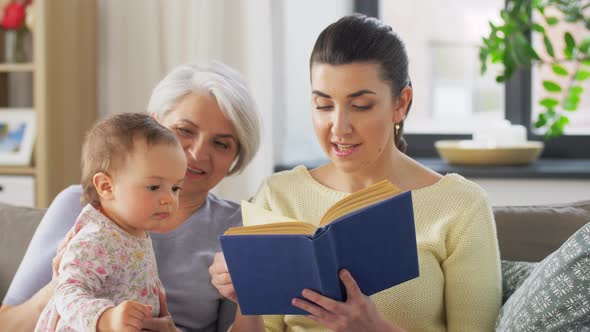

{"left": 0, "top": 0, "right": 97, "bottom": 207}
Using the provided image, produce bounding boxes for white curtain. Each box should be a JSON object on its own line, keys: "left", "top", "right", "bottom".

{"left": 99, "top": 0, "right": 274, "bottom": 202}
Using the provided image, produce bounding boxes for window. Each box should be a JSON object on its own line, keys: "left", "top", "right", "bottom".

{"left": 531, "top": 8, "right": 590, "bottom": 136}
{"left": 368, "top": 0, "right": 590, "bottom": 158}
{"left": 379, "top": 0, "right": 506, "bottom": 135}
{"left": 273, "top": 0, "right": 589, "bottom": 171}
{"left": 272, "top": 0, "right": 354, "bottom": 168}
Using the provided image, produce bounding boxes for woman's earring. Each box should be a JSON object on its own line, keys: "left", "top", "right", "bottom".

{"left": 394, "top": 123, "right": 400, "bottom": 136}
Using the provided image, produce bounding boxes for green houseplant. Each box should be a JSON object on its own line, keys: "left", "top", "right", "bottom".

{"left": 479, "top": 0, "right": 590, "bottom": 139}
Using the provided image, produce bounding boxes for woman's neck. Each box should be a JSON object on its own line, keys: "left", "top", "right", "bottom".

{"left": 312, "top": 147, "right": 438, "bottom": 193}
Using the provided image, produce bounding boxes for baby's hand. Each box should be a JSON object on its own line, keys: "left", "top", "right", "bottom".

{"left": 97, "top": 300, "right": 153, "bottom": 332}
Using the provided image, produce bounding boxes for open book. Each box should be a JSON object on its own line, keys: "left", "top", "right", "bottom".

{"left": 219, "top": 180, "right": 419, "bottom": 315}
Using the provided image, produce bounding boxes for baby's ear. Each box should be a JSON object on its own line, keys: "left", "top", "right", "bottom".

{"left": 93, "top": 172, "right": 114, "bottom": 200}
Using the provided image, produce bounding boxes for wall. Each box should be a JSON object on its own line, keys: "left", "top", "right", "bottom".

{"left": 474, "top": 179, "right": 590, "bottom": 206}
{"left": 95, "top": 1, "right": 588, "bottom": 206}
{"left": 97, "top": 0, "right": 276, "bottom": 202}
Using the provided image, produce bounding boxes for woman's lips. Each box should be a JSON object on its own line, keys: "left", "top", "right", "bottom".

{"left": 185, "top": 166, "right": 206, "bottom": 179}
{"left": 331, "top": 143, "right": 361, "bottom": 157}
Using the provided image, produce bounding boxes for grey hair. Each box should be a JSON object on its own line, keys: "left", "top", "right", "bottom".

{"left": 147, "top": 62, "right": 261, "bottom": 175}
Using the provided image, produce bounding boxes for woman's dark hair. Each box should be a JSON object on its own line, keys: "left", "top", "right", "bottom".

{"left": 310, "top": 13, "right": 412, "bottom": 152}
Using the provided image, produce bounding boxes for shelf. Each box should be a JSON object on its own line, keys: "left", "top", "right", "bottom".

{"left": 0, "top": 1, "right": 97, "bottom": 208}
{"left": 276, "top": 158, "right": 590, "bottom": 179}
{"left": 0, "top": 63, "right": 35, "bottom": 72}
{"left": 0, "top": 166, "right": 36, "bottom": 175}
{"left": 418, "top": 158, "right": 590, "bottom": 179}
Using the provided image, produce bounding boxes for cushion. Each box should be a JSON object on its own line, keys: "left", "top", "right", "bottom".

{"left": 496, "top": 222, "right": 590, "bottom": 331}
{"left": 501, "top": 260, "right": 536, "bottom": 305}
{"left": 493, "top": 200, "right": 590, "bottom": 261}
{"left": 0, "top": 203, "right": 46, "bottom": 300}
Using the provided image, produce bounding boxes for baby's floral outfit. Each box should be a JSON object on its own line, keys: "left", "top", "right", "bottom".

{"left": 35, "top": 204, "right": 163, "bottom": 331}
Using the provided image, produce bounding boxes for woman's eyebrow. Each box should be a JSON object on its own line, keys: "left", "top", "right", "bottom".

{"left": 178, "top": 119, "right": 235, "bottom": 138}
{"left": 178, "top": 119, "right": 197, "bottom": 127}
{"left": 347, "top": 90, "right": 376, "bottom": 98}
{"left": 312, "top": 90, "right": 331, "bottom": 98}
{"left": 312, "top": 89, "right": 377, "bottom": 99}
{"left": 215, "top": 134, "right": 236, "bottom": 140}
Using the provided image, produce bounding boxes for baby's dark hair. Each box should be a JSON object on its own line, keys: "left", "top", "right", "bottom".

{"left": 81, "top": 113, "right": 179, "bottom": 206}
{"left": 310, "top": 13, "right": 413, "bottom": 152}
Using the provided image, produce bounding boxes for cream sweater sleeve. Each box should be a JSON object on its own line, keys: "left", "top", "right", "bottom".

{"left": 442, "top": 193, "right": 502, "bottom": 331}
{"left": 250, "top": 181, "right": 288, "bottom": 331}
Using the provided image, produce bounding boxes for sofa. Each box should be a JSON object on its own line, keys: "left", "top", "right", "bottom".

{"left": 1, "top": 200, "right": 590, "bottom": 324}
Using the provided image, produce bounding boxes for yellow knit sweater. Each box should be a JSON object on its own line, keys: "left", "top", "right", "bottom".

{"left": 248, "top": 166, "right": 501, "bottom": 332}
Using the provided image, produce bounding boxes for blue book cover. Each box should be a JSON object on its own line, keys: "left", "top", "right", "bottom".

{"left": 219, "top": 191, "right": 419, "bottom": 315}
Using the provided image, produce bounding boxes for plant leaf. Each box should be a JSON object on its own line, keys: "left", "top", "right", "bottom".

{"left": 546, "top": 16, "right": 559, "bottom": 25}
{"left": 557, "top": 115, "right": 570, "bottom": 126}
{"left": 501, "top": 9, "right": 510, "bottom": 21}
{"left": 563, "top": 96, "right": 580, "bottom": 111}
{"left": 551, "top": 64, "right": 568, "bottom": 76}
{"left": 489, "top": 21, "right": 496, "bottom": 31}
{"left": 569, "top": 86, "right": 583, "bottom": 96}
{"left": 580, "top": 37, "right": 590, "bottom": 54}
{"left": 534, "top": 0, "right": 545, "bottom": 15}
{"left": 479, "top": 47, "right": 489, "bottom": 74}
{"left": 564, "top": 32, "right": 576, "bottom": 59}
{"left": 524, "top": 41, "right": 541, "bottom": 61}
{"left": 491, "top": 53, "right": 502, "bottom": 64}
{"left": 551, "top": 125, "right": 563, "bottom": 137}
{"left": 534, "top": 112, "right": 547, "bottom": 128}
{"left": 532, "top": 23, "right": 545, "bottom": 33}
{"left": 543, "top": 34, "right": 555, "bottom": 58}
{"left": 539, "top": 97, "right": 559, "bottom": 108}
{"left": 543, "top": 80, "right": 562, "bottom": 92}
{"left": 574, "top": 70, "right": 590, "bottom": 81}
{"left": 544, "top": 130, "right": 553, "bottom": 141}
{"left": 548, "top": 116, "right": 569, "bottom": 138}
{"left": 514, "top": 33, "right": 533, "bottom": 64}
{"left": 564, "top": 11, "right": 580, "bottom": 23}
{"left": 564, "top": 33, "right": 576, "bottom": 49}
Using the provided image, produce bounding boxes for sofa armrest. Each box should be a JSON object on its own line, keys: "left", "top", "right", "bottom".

{"left": 0, "top": 203, "right": 46, "bottom": 301}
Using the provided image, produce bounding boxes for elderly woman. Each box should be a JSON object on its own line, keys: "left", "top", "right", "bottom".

{"left": 0, "top": 62, "right": 261, "bottom": 332}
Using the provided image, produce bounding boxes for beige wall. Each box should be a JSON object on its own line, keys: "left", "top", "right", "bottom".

{"left": 475, "top": 179, "right": 590, "bottom": 206}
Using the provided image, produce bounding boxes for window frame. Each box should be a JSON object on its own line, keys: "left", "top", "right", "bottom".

{"left": 357, "top": 0, "right": 589, "bottom": 159}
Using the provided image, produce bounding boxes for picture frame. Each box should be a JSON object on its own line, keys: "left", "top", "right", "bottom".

{"left": 0, "top": 109, "right": 36, "bottom": 166}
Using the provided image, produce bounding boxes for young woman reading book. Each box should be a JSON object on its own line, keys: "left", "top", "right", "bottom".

{"left": 209, "top": 14, "right": 501, "bottom": 331}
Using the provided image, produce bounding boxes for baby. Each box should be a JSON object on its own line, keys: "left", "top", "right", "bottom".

{"left": 35, "top": 113, "right": 187, "bottom": 331}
